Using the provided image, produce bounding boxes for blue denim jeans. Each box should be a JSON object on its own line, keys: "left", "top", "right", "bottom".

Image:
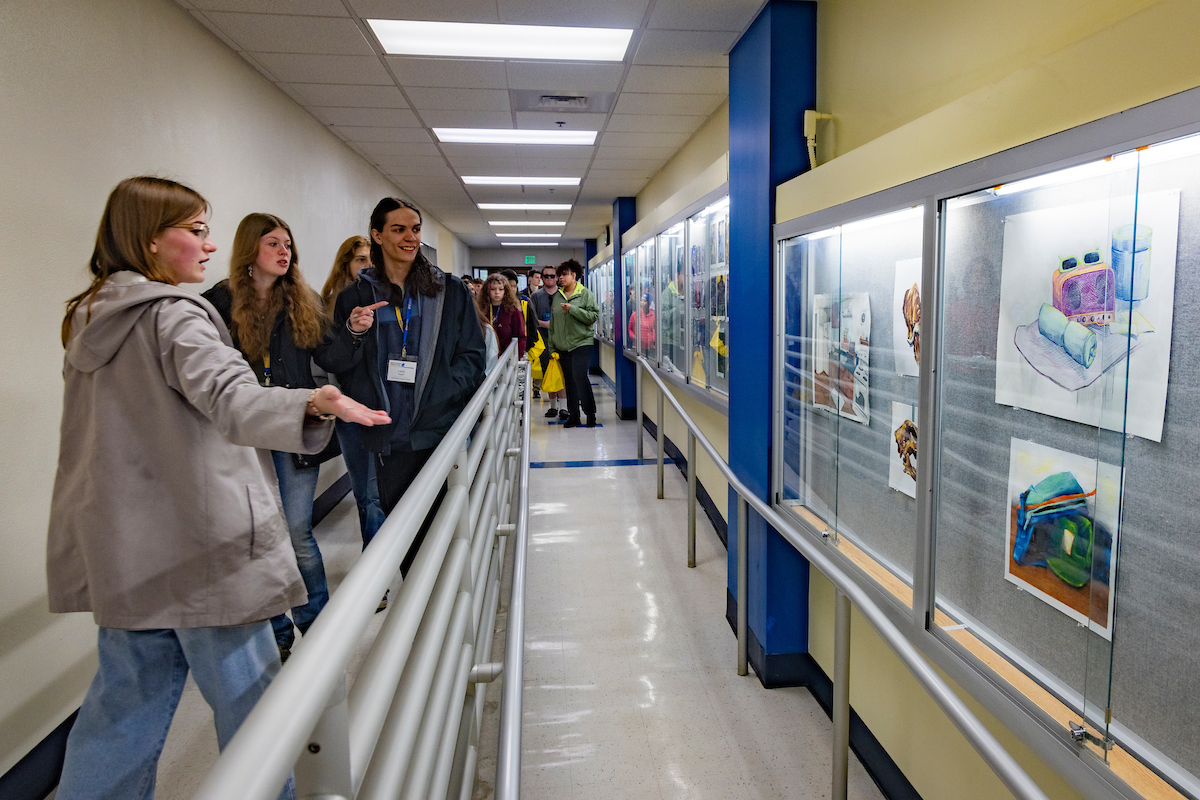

{"left": 57, "top": 624, "right": 294, "bottom": 800}
{"left": 335, "top": 420, "right": 386, "bottom": 549}
{"left": 270, "top": 451, "right": 327, "bottom": 650}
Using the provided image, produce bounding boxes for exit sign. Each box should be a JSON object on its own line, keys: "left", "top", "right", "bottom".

{"left": 524, "top": 256, "right": 536, "bottom": 265}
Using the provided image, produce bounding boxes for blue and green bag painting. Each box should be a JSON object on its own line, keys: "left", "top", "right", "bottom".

{"left": 1013, "top": 471, "right": 1113, "bottom": 588}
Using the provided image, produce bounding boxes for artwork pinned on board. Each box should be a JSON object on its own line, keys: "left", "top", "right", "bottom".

{"left": 994, "top": 190, "right": 1179, "bottom": 441}
{"left": 812, "top": 293, "right": 871, "bottom": 424}
{"left": 893, "top": 258, "right": 921, "bottom": 377}
{"left": 1005, "top": 438, "right": 1120, "bottom": 639}
{"left": 889, "top": 402, "right": 917, "bottom": 498}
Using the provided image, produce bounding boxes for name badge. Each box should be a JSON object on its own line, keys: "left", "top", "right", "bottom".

{"left": 388, "top": 358, "right": 417, "bottom": 384}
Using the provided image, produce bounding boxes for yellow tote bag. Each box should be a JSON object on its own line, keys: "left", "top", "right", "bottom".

{"left": 541, "top": 352, "right": 565, "bottom": 393}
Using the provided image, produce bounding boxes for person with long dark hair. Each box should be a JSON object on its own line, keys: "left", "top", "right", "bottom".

{"left": 202, "top": 213, "right": 336, "bottom": 661}
{"left": 50, "top": 177, "right": 388, "bottom": 800}
{"left": 315, "top": 198, "right": 485, "bottom": 574}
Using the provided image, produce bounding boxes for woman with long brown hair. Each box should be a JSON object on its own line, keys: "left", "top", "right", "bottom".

{"left": 319, "top": 236, "right": 387, "bottom": 557}
{"left": 477, "top": 272, "right": 526, "bottom": 358}
{"left": 50, "top": 177, "right": 387, "bottom": 800}
{"left": 203, "top": 213, "right": 332, "bottom": 662}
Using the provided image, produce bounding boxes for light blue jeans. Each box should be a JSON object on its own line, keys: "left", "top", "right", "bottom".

{"left": 57, "top": 624, "right": 294, "bottom": 800}
{"left": 270, "top": 451, "right": 328, "bottom": 650}
{"left": 335, "top": 420, "right": 386, "bottom": 549}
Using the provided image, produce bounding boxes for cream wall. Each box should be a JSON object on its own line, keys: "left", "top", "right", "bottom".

{"left": 0, "top": 0, "right": 468, "bottom": 774}
{"left": 639, "top": 378, "right": 729, "bottom": 523}
{"left": 782, "top": 2, "right": 1200, "bottom": 799}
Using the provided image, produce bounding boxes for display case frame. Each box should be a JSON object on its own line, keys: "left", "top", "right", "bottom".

{"left": 771, "top": 86, "right": 1200, "bottom": 800}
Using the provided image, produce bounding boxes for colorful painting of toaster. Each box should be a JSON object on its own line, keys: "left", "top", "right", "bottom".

{"left": 812, "top": 293, "right": 871, "bottom": 424}
{"left": 1005, "top": 438, "right": 1121, "bottom": 638}
{"left": 994, "top": 190, "right": 1179, "bottom": 441}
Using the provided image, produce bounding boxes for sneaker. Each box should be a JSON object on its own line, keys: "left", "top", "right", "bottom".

{"left": 545, "top": 407, "right": 558, "bottom": 418}
{"left": 586, "top": 416, "right": 597, "bottom": 428}
{"left": 376, "top": 590, "right": 389, "bottom": 613}
{"left": 533, "top": 389, "right": 541, "bottom": 398}
{"left": 558, "top": 409, "right": 569, "bottom": 420}
{"left": 563, "top": 418, "right": 581, "bottom": 429}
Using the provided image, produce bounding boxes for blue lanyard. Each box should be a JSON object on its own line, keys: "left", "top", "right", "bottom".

{"left": 492, "top": 304, "right": 500, "bottom": 325}
{"left": 400, "top": 295, "right": 414, "bottom": 357}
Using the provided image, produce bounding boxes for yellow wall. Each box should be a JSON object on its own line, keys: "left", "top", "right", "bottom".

{"left": 599, "top": 340, "right": 616, "bottom": 383}
{"left": 781, "top": 0, "right": 1200, "bottom": 222}
{"left": 639, "top": 376, "right": 729, "bottom": 523}
{"left": 809, "top": 573, "right": 1086, "bottom": 800}
{"left": 634, "top": 101, "right": 729, "bottom": 228}
{"left": 0, "top": 0, "right": 468, "bottom": 774}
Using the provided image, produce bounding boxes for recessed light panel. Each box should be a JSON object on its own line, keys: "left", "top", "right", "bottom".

{"left": 463, "top": 176, "right": 580, "bottom": 186}
{"left": 488, "top": 221, "right": 567, "bottom": 227}
{"left": 478, "top": 203, "right": 572, "bottom": 210}
{"left": 367, "top": 20, "right": 632, "bottom": 62}
{"left": 435, "top": 129, "right": 596, "bottom": 146}
{"left": 500, "top": 242, "right": 560, "bottom": 247}
{"left": 495, "top": 233, "right": 561, "bottom": 238}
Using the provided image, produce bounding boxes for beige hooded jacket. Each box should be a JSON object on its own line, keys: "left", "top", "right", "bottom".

{"left": 47, "top": 272, "right": 333, "bottom": 629}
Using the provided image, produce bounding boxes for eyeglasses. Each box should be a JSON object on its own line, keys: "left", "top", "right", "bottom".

{"left": 542, "top": 273, "right": 557, "bottom": 280}
{"left": 172, "top": 223, "right": 211, "bottom": 241}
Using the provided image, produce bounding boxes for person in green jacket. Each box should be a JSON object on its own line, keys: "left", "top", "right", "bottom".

{"left": 549, "top": 259, "right": 600, "bottom": 428}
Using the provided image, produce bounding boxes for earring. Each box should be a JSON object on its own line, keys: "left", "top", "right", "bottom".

{"left": 248, "top": 264, "right": 254, "bottom": 279}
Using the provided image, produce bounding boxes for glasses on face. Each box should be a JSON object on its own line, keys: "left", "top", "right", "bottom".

{"left": 542, "top": 274, "right": 557, "bottom": 281}
{"left": 172, "top": 223, "right": 211, "bottom": 242}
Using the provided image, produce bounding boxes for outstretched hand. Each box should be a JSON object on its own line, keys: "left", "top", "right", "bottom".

{"left": 309, "top": 385, "right": 390, "bottom": 426}
{"left": 349, "top": 301, "right": 388, "bottom": 333}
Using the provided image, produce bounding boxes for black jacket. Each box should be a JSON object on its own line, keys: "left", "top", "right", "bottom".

{"left": 313, "top": 267, "right": 485, "bottom": 454}
{"left": 202, "top": 280, "right": 339, "bottom": 468}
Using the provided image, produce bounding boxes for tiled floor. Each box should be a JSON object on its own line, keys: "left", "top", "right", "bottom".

{"left": 140, "top": 374, "right": 882, "bottom": 800}
{"left": 515, "top": 379, "right": 883, "bottom": 800}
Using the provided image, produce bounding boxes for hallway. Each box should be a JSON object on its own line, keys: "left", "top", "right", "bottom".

{"left": 510, "top": 378, "right": 882, "bottom": 799}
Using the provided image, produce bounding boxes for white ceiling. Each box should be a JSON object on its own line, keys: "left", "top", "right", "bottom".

{"left": 176, "top": 0, "right": 761, "bottom": 248}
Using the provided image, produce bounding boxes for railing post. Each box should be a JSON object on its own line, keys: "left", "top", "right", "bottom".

{"left": 293, "top": 674, "right": 352, "bottom": 800}
{"left": 736, "top": 494, "right": 748, "bottom": 676}
{"left": 636, "top": 359, "right": 643, "bottom": 459}
{"left": 833, "top": 589, "right": 851, "bottom": 800}
{"left": 687, "top": 432, "right": 696, "bottom": 568}
{"left": 656, "top": 386, "right": 664, "bottom": 499}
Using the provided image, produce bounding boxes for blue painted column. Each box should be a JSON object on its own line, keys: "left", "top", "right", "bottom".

{"left": 727, "top": 0, "right": 817, "bottom": 686}
{"left": 611, "top": 198, "right": 637, "bottom": 418}
{"left": 585, "top": 238, "right": 601, "bottom": 374}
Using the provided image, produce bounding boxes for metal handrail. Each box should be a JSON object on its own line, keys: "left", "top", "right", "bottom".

{"left": 192, "top": 345, "right": 529, "bottom": 800}
{"left": 634, "top": 355, "right": 1051, "bottom": 800}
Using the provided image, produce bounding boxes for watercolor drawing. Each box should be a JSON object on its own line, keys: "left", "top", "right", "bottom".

{"left": 994, "top": 190, "right": 1178, "bottom": 441}
{"left": 892, "top": 258, "right": 921, "bottom": 377}
{"left": 889, "top": 402, "right": 917, "bottom": 498}
{"left": 1005, "top": 438, "right": 1121, "bottom": 639}
{"left": 812, "top": 293, "right": 871, "bottom": 424}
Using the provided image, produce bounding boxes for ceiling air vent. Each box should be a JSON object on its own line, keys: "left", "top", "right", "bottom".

{"left": 537, "top": 95, "right": 589, "bottom": 111}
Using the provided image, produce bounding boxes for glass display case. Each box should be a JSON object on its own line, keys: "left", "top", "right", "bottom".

{"left": 687, "top": 198, "right": 730, "bottom": 394}
{"left": 622, "top": 250, "right": 637, "bottom": 354}
{"left": 773, "top": 120, "right": 1200, "bottom": 793}
{"left": 635, "top": 240, "right": 656, "bottom": 359}
{"left": 777, "top": 207, "right": 924, "bottom": 603}
{"left": 657, "top": 222, "right": 687, "bottom": 377}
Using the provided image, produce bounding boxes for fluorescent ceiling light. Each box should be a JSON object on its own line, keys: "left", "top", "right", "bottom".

{"left": 367, "top": 20, "right": 632, "bottom": 61}
{"left": 488, "top": 221, "right": 567, "bottom": 227}
{"left": 501, "top": 242, "right": 559, "bottom": 247}
{"left": 435, "top": 128, "right": 596, "bottom": 146}
{"left": 495, "top": 233, "right": 561, "bottom": 238}
{"left": 478, "top": 203, "right": 571, "bottom": 210}
{"left": 463, "top": 176, "right": 580, "bottom": 186}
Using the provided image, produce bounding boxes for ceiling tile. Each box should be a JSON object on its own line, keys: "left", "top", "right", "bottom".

{"left": 440, "top": 143, "right": 521, "bottom": 161}
{"left": 598, "top": 130, "right": 689, "bottom": 149}
{"left": 381, "top": 159, "right": 455, "bottom": 177}
{"left": 647, "top": 0, "right": 764, "bottom": 32}
{"left": 514, "top": 112, "right": 607, "bottom": 131}
{"left": 591, "top": 157, "right": 668, "bottom": 172}
{"left": 633, "top": 29, "right": 737, "bottom": 67}
{"left": 420, "top": 110, "right": 514, "bottom": 128}
{"left": 465, "top": 186, "right": 575, "bottom": 203}
{"left": 612, "top": 92, "right": 723, "bottom": 116}
{"left": 250, "top": 53, "right": 392, "bottom": 84}
{"left": 506, "top": 62, "right": 625, "bottom": 93}
{"left": 514, "top": 144, "right": 594, "bottom": 161}
{"left": 201, "top": 12, "right": 373, "bottom": 54}
{"left": 357, "top": 141, "right": 442, "bottom": 157}
{"left": 311, "top": 106, "right": 421, "bottom": 126}
{"left": 516, "top": 157, "right": 592, "bottom": 173}
{"left": 604, "top": 114, "right": 705, "bottom": 134}
{"left": 349, "top": 0, "right": 499, "bottom": 23}
{"left": 496, "top": 0, "right": 649, "bottom": 28}
{"left": 443, "top": 157, "right": 524, "bottom": 175}
{"left": 406, "top": 87, "right": 511, "bottom": 112}
{"left": 595, "top": 144, "right": 680, "bottom": 161}
{"left": 336, "top": 126, "right": 433, "bottom": 143}
{"left": 287, "top": 83, "right": 407, "bottom": 108}
{"left": 622, "top": 65, "right": 727, "bottom": 95}
{"left": 191, "top": 0, "right": 348, "bottom": 13}
{"left": 586, "top": 168, "right": 656, "bottom": 182}
{"left": 386, "top": 57, "right": 508, "bottom": 90}
{"left": 190, "top": 11, "right": 244, "bottom": 51}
